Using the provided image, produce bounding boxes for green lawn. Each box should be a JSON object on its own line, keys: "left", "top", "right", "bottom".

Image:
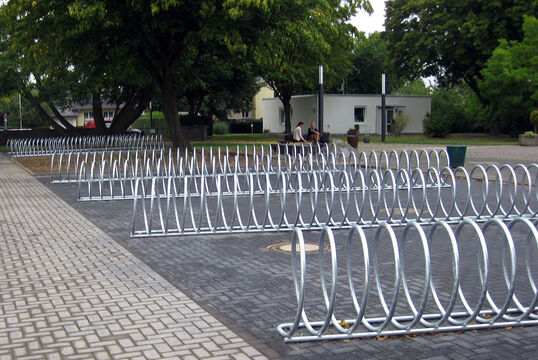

{"left": 190, "top": 133, "right": 518, "bottom": 148}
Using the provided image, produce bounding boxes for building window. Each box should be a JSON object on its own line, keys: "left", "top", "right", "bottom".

{"left": 242, "top": 111, "right": 250, "bottom": 118}
{"left": 84, "top": 112, "right": 94, "bottom": 120}
{"left": 104, "top": 111, "right": 114, "bottom": 120}
{"left": 354, "top": 107, "right": 365, "bottom": 123}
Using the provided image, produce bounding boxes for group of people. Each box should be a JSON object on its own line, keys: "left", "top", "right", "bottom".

{"left": 294, "top": 121, "right": 321, "bottom": 143}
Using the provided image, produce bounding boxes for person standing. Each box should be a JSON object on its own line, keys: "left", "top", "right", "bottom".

{"left": 293, "top": 122, "right": 306, "bottom": 142}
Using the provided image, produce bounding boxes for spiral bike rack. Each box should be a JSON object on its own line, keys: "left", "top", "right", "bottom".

{"left": 75, "top": 146, "right": 451, "bottom": 200}
{"left": 130, "top": 162, "right": 538, "bottom": 236}
{"left": 49, "top": 143, "right": 449, "bottom": 185}
{"left": 8, "top": 134, "right": 164, "bottom": 157}
{"left": 277, "top": 219, "right": 538, "bottom": 342}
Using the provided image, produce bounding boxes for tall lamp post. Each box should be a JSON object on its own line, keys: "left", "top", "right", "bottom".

{"left": 318, "top": 65, "right": 324, "bottom": 134}
{"left": 381, "top": 73, "right": 386, "bottom": 142}
{"left": 149, "top": 101, "right": 154, "bottom": 134}
{"left": 19, "top": 92, "right": 22, "bottom": 129}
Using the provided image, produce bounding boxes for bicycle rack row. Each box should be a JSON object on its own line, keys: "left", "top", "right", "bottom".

{"left": 278, "top": 218, "right": 538, "bottom": 342}
{"left": 8, "top": 134, "right": 163, "bottom": 157}
{"left": 51, "top": 144, "right": 450, "bottom": 184}
{"left": 130, "top": 163, "right": 538, "bottom": 236}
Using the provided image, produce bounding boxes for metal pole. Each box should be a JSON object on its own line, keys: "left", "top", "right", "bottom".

{"left": 149, "top": 101, "right": 154, "bottom": 134}
{"left": 18, "top": 92, "right": 22, "bottom": 129}
{"left": 381, "top": 74, "right": 386, "bottom": 143}
{"left": 319, "top": 65, "right": 324, "bottom": 134}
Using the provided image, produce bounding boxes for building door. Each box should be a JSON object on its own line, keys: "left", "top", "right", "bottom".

{"left": 376, "top": 106, "right": 395, "bottom": 134}
{"left": 386, "top": 107, "right": 394, "bottom": 134}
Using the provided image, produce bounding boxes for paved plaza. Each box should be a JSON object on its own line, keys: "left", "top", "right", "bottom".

{"left": 0, "top": 154, "right": 265, "bottom": 360}
{"left": 1, "top": 145, "right": 538, "bottom": 359}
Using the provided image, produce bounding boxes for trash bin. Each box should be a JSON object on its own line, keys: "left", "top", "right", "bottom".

{"left": 446, "top": 145, "right": 467, "bottom": 168}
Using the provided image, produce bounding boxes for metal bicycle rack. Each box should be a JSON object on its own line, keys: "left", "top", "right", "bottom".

{"left": 75, "top": 146, "right": 451, "bottom": 201}
{"left": 278, "top": 219, "right": 538, "bottom": 342}
{"left": 8, "top": 134, "right": 164, "bottom": 157}
{"left": 130, "top": 161, "right": 538, "bottom": 236}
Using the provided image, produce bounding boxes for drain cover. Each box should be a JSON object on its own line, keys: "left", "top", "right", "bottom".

{"left": 266, "top": 242, "right": 326, "bottom": 254}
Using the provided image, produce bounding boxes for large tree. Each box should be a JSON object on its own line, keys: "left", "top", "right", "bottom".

{"left": 479, "top": 16, "right": 538, "bottom": 134}
{"left": 255, "top": 0, "right": 372, "bottom": 133}
{"left": 0, "top": 0, "right": 153, "bottom": 135}
{"left": 385, "top": 0, "right": 537, "bottom": 103}
{"left": 345, "top": 32, "right": 402, "bottom": 94}
{"left": 90, "top": 0, "right": 269, "bottom": 148}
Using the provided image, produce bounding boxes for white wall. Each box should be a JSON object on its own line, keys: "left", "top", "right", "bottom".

{"left": 263, "top": 94, "right": 430, "bottom": 135}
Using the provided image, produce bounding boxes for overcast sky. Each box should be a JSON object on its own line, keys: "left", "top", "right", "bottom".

{"left": 350, "top": 0, "right": 386, "bottom": 35}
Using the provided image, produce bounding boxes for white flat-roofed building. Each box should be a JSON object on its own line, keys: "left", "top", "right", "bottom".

{"left": 262, "top": 94, "right": 431, "bottom": 135}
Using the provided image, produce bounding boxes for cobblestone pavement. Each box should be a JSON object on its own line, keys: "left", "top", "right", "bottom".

{"left": 37, "top": 171, "right": 538, "bottom": 356}
{"left": 0, "top": 153, "right": 266, "bottom": 360}
{"left": 335, "top": 142, "right": 538, "bottom": 168}
{"left": 2, "top": 149, "right": 538, "bottom": 359}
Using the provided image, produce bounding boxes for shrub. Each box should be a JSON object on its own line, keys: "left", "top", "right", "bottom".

{"left": 423, "top": 113, "right": 451, "bottom": 138}
{"left": 391, "top": 111, "right": 410, "bottom": 137}
{"left": 530, "top": 110, "right": 538, "bottom": 133}
{"left": 228, "top": 120, "right": 263, "bottom": 133}
{"left": 213, "top": 121, "right": 229, "bottom": 135}
{"left": 523, "top": 131, "right": 536, "bottom": 138}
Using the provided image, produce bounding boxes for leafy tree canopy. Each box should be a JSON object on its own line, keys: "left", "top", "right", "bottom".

{"left": 345, "top": 32, "right": 402, "bottom": 94}
{"left": 385, "top": 0, "right": 537, "bottom": 101}
{"left": 255, "top": 0, "right": 372, "bottom": 132}
{"left": 479, "top": 16, "right": 538, "bottom": 134}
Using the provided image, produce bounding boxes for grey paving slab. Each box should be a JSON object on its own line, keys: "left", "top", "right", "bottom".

{"left": 34, "top": 159, "right": 538, "bottom": 358}
{"left": 0, "top": 154, "right": 266, "bottom": 360}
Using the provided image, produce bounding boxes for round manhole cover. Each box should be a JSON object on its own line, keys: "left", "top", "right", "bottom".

{"left": 266, "top": 241, "right": 328, "bottom": 254}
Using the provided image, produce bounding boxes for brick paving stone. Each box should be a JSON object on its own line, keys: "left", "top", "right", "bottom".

{"left": 7, "top": 150, "right": 538, "bottom": 359}
{"left": 0, "top": 154, "right": 266, "bottom": 359}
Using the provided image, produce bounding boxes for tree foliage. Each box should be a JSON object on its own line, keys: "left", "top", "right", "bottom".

{"left": 423, "top": 84, "right": 483, "bottom": 138}
{"left": 0, "top": 0, "right": 153, "bottom": 135}
{"left": 479, "top": 16, "right": 538, "bottom": 134}
{"left": 345, "top": 32, "right": 402, "bottom": 94}
{"left": 255, "top": 0, "right": 372, "bottom": 133}
{"left": 385, "top": 0, "right": 537, "bottom": 102}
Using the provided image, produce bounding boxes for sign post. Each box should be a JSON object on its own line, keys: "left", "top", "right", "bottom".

{"left": 381, "top": 74, "right": 386, "bottom": 142}
{"left": 318, "top": 65, "right": 324, "bottom": 133}
{"left": 19, "top": 93, "right": 22, "bottom": 129}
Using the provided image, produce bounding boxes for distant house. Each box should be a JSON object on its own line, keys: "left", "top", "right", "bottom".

{"left": 263, "top": 94, "right": 431, "bottom": 135}
{"left": 59, "top": 104, "right": 118, "bottom": 128}
{"left": 227, "top": 85, "right": 274, "bottom": 121}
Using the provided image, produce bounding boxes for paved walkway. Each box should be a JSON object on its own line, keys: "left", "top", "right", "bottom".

{"left": 0, "top": 154, "right": 266, "bottom": 359}
{"left": 337, "top": 142, "right": 538, "bottom": 167}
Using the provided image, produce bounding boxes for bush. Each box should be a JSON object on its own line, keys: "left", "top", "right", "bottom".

{"left": 423, "top": 113, "right": 451, "bottom": 138}
{"left": 228, "top": 120, "right": 263, "bottom": 133}
{"left": 131, "top": 112, "right": 169, "bottom": 138}
{"left": 179, "top": 114, "right": 213, "bottom": 137}
{"left": 391, "top": 111, "right": 410, "bottom": 137}
{"left": 523, "top": 131, "right": 536, "bottom": 138}
{"left": 530, "top": 110, "right": 538, "bottom": 133}
{"left": 213, "top": 121, "right": 230, "bottom": 135}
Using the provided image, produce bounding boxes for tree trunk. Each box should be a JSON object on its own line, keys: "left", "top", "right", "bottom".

{"left": 92, "top": 92, "right": 106, "bottom": 134}
{"left": 160, "top": 63, "right": 189, "bottom": 149}
{"left": 47, "top": 102, "right": 76, "bottom": 131}
{"left": 108, "top": 86, "right": 152, "bottom": 134}
{"left": 22, "top": 89, "right": 68, "bottom": 135}
{"left": 281, "top": 94, "right": 292, "bottom": 134}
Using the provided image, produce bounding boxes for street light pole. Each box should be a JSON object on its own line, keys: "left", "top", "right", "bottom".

{"left": 319, "top": 65, "right": 324, "bottom": 134}
{"left": 149, "top": 101, "right": 154, "bottom": 134}
{"left": 19, "top": 92, "right": 22, "bottom": 129}
{"left": 381, "top": 73, "right": 386, "bottom": 142}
